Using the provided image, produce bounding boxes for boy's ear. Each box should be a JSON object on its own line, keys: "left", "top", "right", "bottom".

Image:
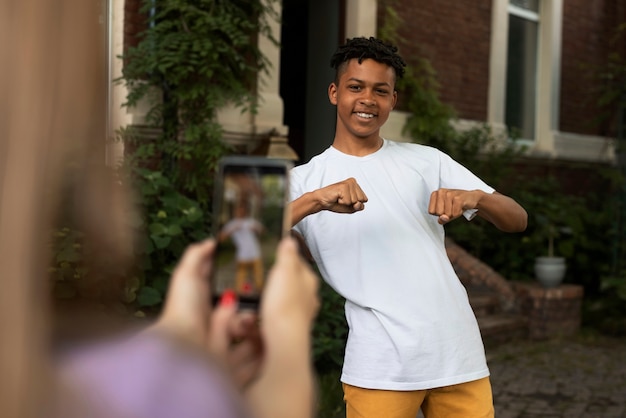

{"left": 328, "top": 83, "right": 338, "bottom": 105}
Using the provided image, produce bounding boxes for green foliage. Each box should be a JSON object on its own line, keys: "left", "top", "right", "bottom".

{"left": 312, "top": 281, "right": 348, "bottom": 417}
{"left": 49, "top": 227, "right": 89, "bottom": 300}
{"left": 584, "top": 272, "right": 626, "bottom": 336}
{"left": 315, "top": 369, "right": 345, "bottom": 418}
{"left": 119, "top": 0, "right": 278, "bottom": 203}
{"left": 129, "top": 168, "right": 208, "bottom": 308}
{"left": 312, "top": 280, "right": 348, "bottom": 373}
{"left": 113, "top": 0, "right": 279, "bottom": 311}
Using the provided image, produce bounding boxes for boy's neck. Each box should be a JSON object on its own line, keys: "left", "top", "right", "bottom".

{"left": 332, "top": 134, "right": 384, "bottom": 157}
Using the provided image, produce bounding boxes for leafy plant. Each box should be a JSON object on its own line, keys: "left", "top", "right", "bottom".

{"left": 312, "top": 280, "right": 348, "bottom": 373}
{"left": 119, "top": 0, "right": 279, "bottom": 204}
{"left": 129, "top": 168, "right": 208, "bottom": 309}
{"left": 584, "top": 272, "right": 626, "bottom": 336}
{"left": 49, "top": 227, "right": 89, "bottom": 300}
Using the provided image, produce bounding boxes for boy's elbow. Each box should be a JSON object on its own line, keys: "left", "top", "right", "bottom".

{"left": 510, "top": 209, "right": 528, "bottom": 232}
{"left": 495, "top": 208, "right": 527, "bottom": 233}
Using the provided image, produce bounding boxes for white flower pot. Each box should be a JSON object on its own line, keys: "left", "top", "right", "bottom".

{"left": 534, "top": 256, "right": 567, "bottom": 288}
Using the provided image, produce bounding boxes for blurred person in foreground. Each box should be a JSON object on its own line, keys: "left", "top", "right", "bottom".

{"left": 0, "top": 2, "right": 319, "bottom": 418}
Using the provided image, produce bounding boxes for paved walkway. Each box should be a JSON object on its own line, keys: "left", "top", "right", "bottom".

{"left": 486, "top": 334, "right": 626, "bottom": 418}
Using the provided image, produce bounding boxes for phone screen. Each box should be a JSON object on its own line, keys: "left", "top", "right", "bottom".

{"left": 211, "top": 156, "right": 291, "bottom": 310}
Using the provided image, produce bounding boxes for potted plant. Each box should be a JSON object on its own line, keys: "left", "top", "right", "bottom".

{"left": 518, "top": 177, "right": 581, "bottom": 288}
{"left": 534, "top": 221, "right": 568, "bottom": 288}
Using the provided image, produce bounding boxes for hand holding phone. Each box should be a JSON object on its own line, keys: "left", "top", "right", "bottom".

{"left": 211, "top": 156, "right": 292, "bottom": 310}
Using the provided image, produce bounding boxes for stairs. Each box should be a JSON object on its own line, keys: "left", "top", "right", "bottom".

{"left": 468, "top": 287, "right": 528, "bottom": 346}
{"left": 445, "top": 239, "right": 529, "bottom": 346}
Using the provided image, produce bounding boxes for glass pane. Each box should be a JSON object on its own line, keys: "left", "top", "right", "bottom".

{"left": 505, "top": 14, "right": 538, "bottom": 140}
{"left": 510, "top": 0, "right": 539, "bottom": 12}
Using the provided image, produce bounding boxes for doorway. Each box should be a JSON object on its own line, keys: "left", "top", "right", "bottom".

{"left": 280, "top": 0, "right": 344, "bottom": 164}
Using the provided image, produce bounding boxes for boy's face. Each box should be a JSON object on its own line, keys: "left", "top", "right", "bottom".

{"left": 328, "top": 58, "right": 398, "bottom": 142}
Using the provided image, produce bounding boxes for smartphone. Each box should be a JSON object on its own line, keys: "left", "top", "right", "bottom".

{"left": 211, "top": 156, "right": 292, "bottom": 310}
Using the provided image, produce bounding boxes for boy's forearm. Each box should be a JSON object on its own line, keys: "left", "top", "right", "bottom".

{"left": 289, "top": 192, "right": 322, "bottom": 227}
{"left": 476, "top": 191, "right": 528, "bottom": 232}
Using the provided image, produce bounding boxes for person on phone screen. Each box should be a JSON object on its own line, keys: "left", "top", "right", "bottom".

{"left": 289, "top": 37, "right": 528, "bottom": 418}
{"left": 218, "top": 202, "right": 265, "bottom": 294}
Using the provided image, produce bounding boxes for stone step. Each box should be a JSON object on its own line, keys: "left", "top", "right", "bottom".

{"left": 468, "top": 291, "right": 500, "bottom": 317}
{"left": 477, "top": 313, "right": 528, "bottom": 346}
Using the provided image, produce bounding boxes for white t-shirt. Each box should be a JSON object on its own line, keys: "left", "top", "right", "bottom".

{"left": 290, "top": 139, "right": 495, "bottom": 391}
{"left": 220, "top": 218, "right": 262, "bottom": 261}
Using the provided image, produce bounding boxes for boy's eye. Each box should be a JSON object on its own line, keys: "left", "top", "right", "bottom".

{"left": 348, "top": 85, "right": 362, "bottom": 91}
{"left": 376, "top": 89, "right": 389, "bottom": 95}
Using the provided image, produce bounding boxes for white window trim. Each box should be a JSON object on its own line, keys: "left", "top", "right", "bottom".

{"left": 508, "top": 4, "right": 539, "bottom": 22}
{"left": 494, "top": 0, "right": 552, "bottom": 145}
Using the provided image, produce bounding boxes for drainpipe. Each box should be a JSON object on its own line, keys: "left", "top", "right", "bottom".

{"left": 613, "top": 93, "right": 626, "bottom": 275}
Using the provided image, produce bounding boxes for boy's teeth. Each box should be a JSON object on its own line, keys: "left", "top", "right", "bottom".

{"left": 357, "top": 112, "right": 373, "bottom": 118}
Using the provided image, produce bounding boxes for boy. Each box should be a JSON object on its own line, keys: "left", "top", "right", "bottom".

{"left": 289, "top": 37, "right": 527, "bottom": 418}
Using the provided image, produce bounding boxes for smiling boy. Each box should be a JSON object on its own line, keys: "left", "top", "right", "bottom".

{"left": 289, "top": 37, "right": 527, "bottom": 418}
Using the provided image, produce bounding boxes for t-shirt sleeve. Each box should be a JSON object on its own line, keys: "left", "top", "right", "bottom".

{"left": 437, "top": 151, "right": 495, "bottom": 221}
{"left": 288, "top": 168, "right": 306, "bottom": 235}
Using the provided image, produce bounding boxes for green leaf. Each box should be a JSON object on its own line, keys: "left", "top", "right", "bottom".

{"left": 149, "top": 223, "right": 167, "bottom": 235}
{"left": 152, "top": 235, "right": 171, "bottom": 249}
{"left": 137, "top": 286, "right": 163, "bottom": 307}
{"left": 167, "top": 224, "right": 183, "bottom": 236}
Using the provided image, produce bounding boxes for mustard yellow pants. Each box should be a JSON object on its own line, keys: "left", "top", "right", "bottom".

{"left": 343, "top": 377, "right": 494, "bottom": 418}
{"left": 235, "top": 258, "right": 264, "bottom": 292}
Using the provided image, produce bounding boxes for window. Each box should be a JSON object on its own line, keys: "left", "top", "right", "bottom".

{"left": 505, "top": 0, "right": 539, "bottom": 140}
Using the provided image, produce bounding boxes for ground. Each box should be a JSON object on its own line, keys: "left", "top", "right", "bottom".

{"left": 316, "top": 332, "right": 626, "bottom": 418}
{"left": 487, "top": 332, "right": 626, "bottom": 418}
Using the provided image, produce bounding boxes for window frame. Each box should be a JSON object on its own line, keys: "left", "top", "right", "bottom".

{"left": 489, "top": 0, "right": 563, "bottom": 153}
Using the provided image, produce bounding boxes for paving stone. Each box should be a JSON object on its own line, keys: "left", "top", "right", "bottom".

{"left": 486, "top": 335, "right": 626, "bottom": 418}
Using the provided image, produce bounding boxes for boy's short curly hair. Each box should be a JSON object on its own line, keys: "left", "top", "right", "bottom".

{"left": 330, "top": 37, "right": 407, "bottom": 83}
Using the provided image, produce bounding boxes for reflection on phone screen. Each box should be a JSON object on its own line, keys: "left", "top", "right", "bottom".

{"left": 213, "top": 162, "right": 287, "bottom": 309}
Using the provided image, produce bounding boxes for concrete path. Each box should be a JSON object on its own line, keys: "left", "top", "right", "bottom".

{"left": 486, "top": 334, "right": 626, "bottom": 418}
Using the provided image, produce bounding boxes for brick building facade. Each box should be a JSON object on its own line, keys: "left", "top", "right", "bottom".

{"left": 111, "top": 0, "right": 624, "bottom": 166}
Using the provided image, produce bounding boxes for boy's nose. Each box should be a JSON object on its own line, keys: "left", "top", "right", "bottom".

{"left": 359, "top": 91, "right": 376, "bottom": 105}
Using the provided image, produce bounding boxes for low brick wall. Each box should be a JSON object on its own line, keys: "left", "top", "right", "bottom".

{"left": 513, "top": 282, "right": 584, "bottom": 340}
{"left": 446, "top": 238, "right": 517, "bottom": 312}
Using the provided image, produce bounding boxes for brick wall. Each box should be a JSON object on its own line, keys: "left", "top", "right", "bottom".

{"left": 381, "top": 0, "right": 625, "bottom": 137}
{"left": 513, "top": 282, "right": 584, "bottom": 340}
{"left": 560, "top": 0, "right": 626, "bottom": 137}
{"left": 379, "top": 0, "right": 492, "bottom": 121}
{"left": 123, "top": 0, "right": 147, "bottom": 54}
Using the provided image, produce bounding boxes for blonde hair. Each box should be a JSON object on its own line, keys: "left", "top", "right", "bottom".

{"left": 0, "top": 1, "right": 135, "bottom": 417}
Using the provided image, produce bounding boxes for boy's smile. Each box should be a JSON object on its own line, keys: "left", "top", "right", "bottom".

{"left": 328, "top": 58, "right": 398, "bottom": 154}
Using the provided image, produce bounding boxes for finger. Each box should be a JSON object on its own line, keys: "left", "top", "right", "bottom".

{"left": 229, "top": 343, "right": 263, "bottom": 388}
{"left": 450, "top": 194, "right": 463, "bottom": 219}
{"left": 275, "top": 235, "right": 300, "bottom": 267}
{"left": 348, "top": 180, "right": 367, "bottom": 204}
{"left": 428, "top": 191, "right": 438, "bottom": 215}
{"left": 208, "top": 293, "right": 238, "bottom": 359}
{"left": 160, "top": 239, "right": 216, "bottom": 335}
{"left": 355, "top": 180, "right": 368, "bottom": 203}
{"left": 431, "top": 189, "right": 448, "bottom": 216}
{"left": 178, "top": 239, "right": 216, "bottom": 274}
{"left": 228, "top": 311, "right": 259, "bottom": 341}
